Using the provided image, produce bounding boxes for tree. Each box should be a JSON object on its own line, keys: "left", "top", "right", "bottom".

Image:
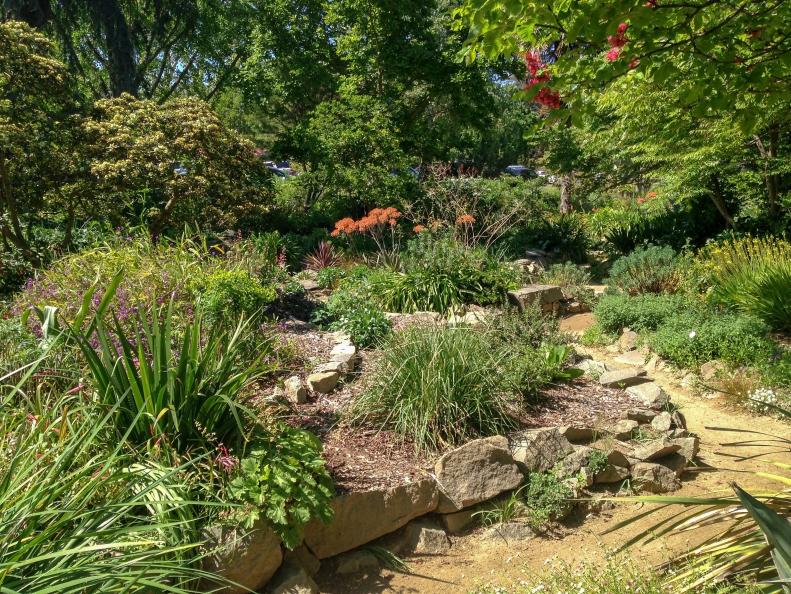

{"left": 454, "top": 0, "right": 791, "bottom": 221}
{"left": 0, "top": 20, "right": 81, "bottom": 266}
{"left": 82, "top": 95, "right": 274, "bottom": 235}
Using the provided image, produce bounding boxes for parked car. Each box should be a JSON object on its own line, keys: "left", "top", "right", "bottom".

{"left": 503, "top": 164, "right": 533, "bottom": 178}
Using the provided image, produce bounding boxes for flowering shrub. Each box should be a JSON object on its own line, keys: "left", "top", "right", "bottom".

{"left": 331, "top": 207, "right": 402, "bottom": 266}
{"left": 746, "top": 388, "right": 779, "bottom": 415}
{"left": 524, "top": 50, "right": 561, "bottom": 109}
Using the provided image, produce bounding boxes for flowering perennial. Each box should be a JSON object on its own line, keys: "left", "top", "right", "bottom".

{"left": 523, "top": 50, "right": 562, "bottom": 109}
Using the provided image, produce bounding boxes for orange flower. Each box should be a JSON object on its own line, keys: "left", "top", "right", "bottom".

{"left": 334, "top": 217, "right": 357, "bottom": 235}
{"left": 646, "top": 191, "right": 658, "bottom": 199}
{"left": 413, "top": 224, "right": 425, "bottom": 233}
{"left": 456, "top": 214, "right": 476, "bottom": 225}
{"left": 330, "top": 229, "right": 340, "bottom": 237}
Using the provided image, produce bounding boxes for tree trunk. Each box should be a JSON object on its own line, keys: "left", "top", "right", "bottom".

{"left": 767, "top": 123, "right": 780, "bottom": 216}
{"left": 710, "top": 175, "right": 734, "bottom": 227}
{"left": 0, "top": 153, "right": 40, "bottom": 266}
{"left": 89, "top": 0, "right": 138, "bottom": 97}
{"left": 3, "top": 0, "right": 52, "bottom": 27}
{"left": 558, "top": 174, "right": 572, "bottom": 214}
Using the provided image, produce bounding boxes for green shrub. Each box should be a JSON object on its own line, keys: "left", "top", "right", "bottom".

{"left": 648, "top": 311, "right": 775, "bottom": 368}
{"left": 362, "top": 234, "right": 518, "bottom": 313}
{"left": 0, "top": 389, "right": 222, "bottom": 593}
{"left": 607, "top": 245, "right": 682, "bottom": 295}
{"left": 695, "top": 236, "right": 791, "bottom": 331}
{"left": 348, "top": 325, "right": 516, "bottom": 453}
{"left": 523, "top": 470, "right": 574, "bottom": 528}
{"left": 594, "top": 293, "right": 689, "bottom": 334}
{"left": 228, "top": 424, "right": 334, "bottom": 549}
{"left": 499, "top": 214, "right": 591, "bottom": 263}
{"left": 311, "top": 285, "right": 391, "bottom": 347}
{"left": 538, "top": 262, "right": 596, "bottom": 308}
{"left": 196, "top": 269, "right": 277, "bottom": 324}
{"left": 316, "top": 266, "right": 346, "bottom": 289}
{"left": 68, "top": 295, "right": 273, "bottom": 454}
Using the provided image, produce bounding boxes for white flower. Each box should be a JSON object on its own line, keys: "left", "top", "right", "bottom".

{"left": 747, "top": 388, "right": 778, "bottom": 414}
{"left": 688, "top": 330, "right": 697, "bottom": 339}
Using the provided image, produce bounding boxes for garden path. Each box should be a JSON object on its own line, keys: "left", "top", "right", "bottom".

{"left": 317, "top": 340, "right": 791, "bottom": 594}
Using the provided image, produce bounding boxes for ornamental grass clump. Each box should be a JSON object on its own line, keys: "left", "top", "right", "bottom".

{"left": 348, "top": 325, "right": 516, "bottom": 454}
{"left": 695, "top": 236, "right": 791, "bottom": 331}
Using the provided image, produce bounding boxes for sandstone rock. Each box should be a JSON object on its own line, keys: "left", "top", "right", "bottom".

{"left": 658, "top": 453, "right": 689, "bottom": 478}
{"left": 631, "top": 462, "right": 681, "bottom": 493}
{"left": 509, "top": 428, "right": 575, "bottom": 474}
{"left": 700, "top": 360, "right": 726, "bottom": 381}
{"left": 651, "top": 411, "right": 673, "bottom": 432}
{"left": 283, "top": 545, "right": 320, "bottom": 577}
{"left": 435, "top": 436, "right": 523, "bottom": 513}
{"left": 576, "top": 359, "right": 608, "bottom": 378}
{"left": 599, "top": 367, "right": 648, "bottom": 388}
{"left": 303, "top": 478, "right": 438, "bottom": 559}
{"left": 626, "top": 382, "right": 669, "bottom": 410}
{"left": 284, "top": 376, "right": 307, "bottom": 404}
{"left": 644, "top": 355, "right": 661, "bottom": 373}
{"left": 306, "top": 371, "right": 339, "bottom": 394}
{"left": 330, "top": 342, "right": 356, "bottom": 357}
{"left": 313, "top": 360, "right": 345, "bottom": 375}
{"left": 298, "top": 279, "right": 319, "bottom": 292}
{"left": 558, "top": 425, "right": 598, "bottom": 443}
{"left": 507, "top": 285, "right": 563, "bottom": 312}
{"left": 614, "top": 351, "right": 646, "bottom": 367}
{"left": 395, "top": 520, "right": 451, "bottom": 555}
{"left": 482, "top": 522, "right": 535, "bottom": 543}
{"left": 590, "top": 440, "right": 634, "bottom": 468}
{"left": 671, "top": 436, "right": 700, "bottom": 461}
{"left": 268, "top": 560, "right": 319, "bottom": 594}
{"left": 625, "top": 408, "right": 659, "bottom": 424}
{"left": 328, "top": 331, "right": 351, "bottom": 343}
{"left": 202, "top": 520, "right": 282, "bottom": 594}
{"left": 559, "top": 446, "right": 595, "bottom": 486}
{"left": 593, "top": 464, "right": 630, "bottom": 484}
{"left": 618, "top": 329, "right": 639, "bottom": 352}
{"left": 671, "top": 410, "right": 687, "bottom": 430}
{"left": 680, "top": 373, "right": 697, "bottom": 389}
{"left": 439, "top": 509, "right": 477, "bottom": 534}
{"left": 631, "top": 438, "right": 681, "bottom": 462}
{"left": 607, "top": 419, "right": 639, "bottom": 440}
{"left": 605, "top": 344, "right": 621, "bottom": 354}
{"left": 334, "top": 550, "right": 380, "bottom": 575}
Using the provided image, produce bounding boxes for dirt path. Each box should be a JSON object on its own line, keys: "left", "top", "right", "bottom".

{"left": 316, "top": 340, "right": 791, "bottom": 594}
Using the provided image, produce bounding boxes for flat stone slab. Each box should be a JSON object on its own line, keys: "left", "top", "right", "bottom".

{"left": 507, "top": 285, "right": 563, "bottom": 311}
{"left": 509, "top": 428, "right": 574, "bottom": 473}
{"left": 307, "top": 371, "right": 339, "bottom": 393}
{"left": 614, "top": 351, "right": 646, "bottom": 367}
{"left": 303, "top": 478, "right": 438, "bottom": 559}
{"left": 599, "top": 367, "right": 649, "bottom": 388}
{"left": 631, "top": 438, "right": 681, "bottom": 462}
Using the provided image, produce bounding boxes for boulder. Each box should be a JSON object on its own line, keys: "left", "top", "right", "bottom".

{"left": 658, "top": 453, "right": 689, "bottom": 478}
{"left": 631, "top": 438, "right": 681, "bottom": 462}
{"left": 283, "top": 545, "right": 320, "bottom": 578}
{"left": 313, "top": 361, "right": 345, "bottom": 374}
{"left": 302, "top": 478, "right": 438, "bottom": 559}
{"left": 590, "top": 440, "right": 634, "bottom": 468}
{"left": 614, "top": 351, "right": 647, "bottom": 367}
{"left": 651, "top": 411, "right": 673, "bottom": 432}
{"left": 618, "top": 329, "right": 639, "bottom": 352}
{"left": 435, "top": 436, "right": 523, "bottom": 513}
{"left": 558, "top": 425, "right": 598, "bottom": 443}
{"left": 700, "top": 360, "right": 726, "bottom": 381}
{"left": 306, "top": 371, "right": 339, "bottom": 394}
{"left": 509, "top": 428, "right": 575, "bottom": 474}
{"left": 644, "top": 355, "right": 661, "bottom": 373}
{"left": 388, "top": 519, "right": 451, "bottom": 555}
{"left": 298, "top": 279, "right": 319, "bottom": 292}
{"left": 625, "top": 408, "right": 659, "bottom": 424}
{"left": 671, "top": 410, "right": 687, "bottom": 430}
{"left": 599, "top": 367, "right": 648, "bottom": 388}
{"left": 607, "top": 419, "right": 639, "bottom": 440}
{"left": 334, "top": 550, "right": 380, "bottom": 575}
{"left": 439, "top": 509, "right": 477, "bottom": 534}
{"left": 202, "top": 520, "right": 282, "bottom": 594}
{"left": 330, "top": 342, "right": 356, "bottom": 358}
{"left": 626, "top": 382, "right": 669, "bottom": 410}
{"left": 507, "top": 285, "right": 563, "bottom": 312}
{"left": 671, "top": 436, "right": 700, "bottom": 461}
{"left": 631, "top": 462, "right": 681, "bottom": 493}
{"left": 559, "top": 446, "right": 595, "bottom": 486}
{"left": 594, "top": 464, "right": 630, "bottom": 484}
{"left": 267, "top": 560, "right": 319, "bottom": 594}
{"left": 576, "top": 358, "right": 608, "bottom": 378}
{"left": 284, "top": 376, "right": 307, "bottom": 405}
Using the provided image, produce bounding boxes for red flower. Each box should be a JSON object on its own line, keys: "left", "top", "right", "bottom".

{"left": 605, "top": 47, "right": 622, "bottom": 62}
{"left": 413, "top": 224, "right": 426, "bottom": 234}
{"left": 456, "top": 214, "right": 476, "bottom": 226}
{"left": 645, "top": 0, "right": 657, "bottom": 7}
{"left": 617, "top": 22, "right": 629, "bottom": 35}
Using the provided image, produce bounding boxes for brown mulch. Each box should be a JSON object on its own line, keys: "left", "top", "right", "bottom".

{"left": 256, "top": 305, "right": 645, "bottom": 494}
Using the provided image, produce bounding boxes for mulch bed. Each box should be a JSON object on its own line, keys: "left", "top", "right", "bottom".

{"left": 257, "top": 300, "right": 644, "bottom": 494}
